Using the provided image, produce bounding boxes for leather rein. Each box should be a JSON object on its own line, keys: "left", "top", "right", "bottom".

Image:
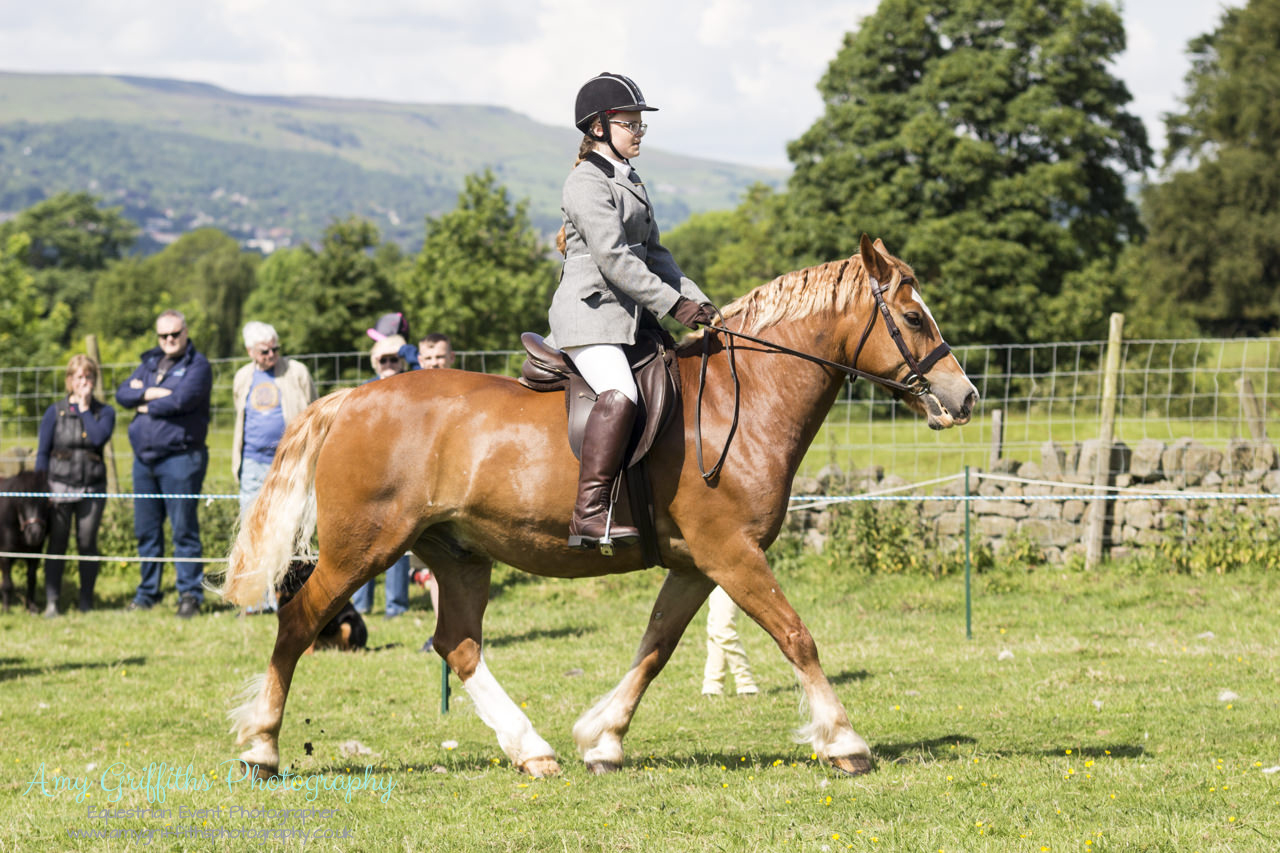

{"left": 694, "top": 275, "right": 952, "bottom": 481}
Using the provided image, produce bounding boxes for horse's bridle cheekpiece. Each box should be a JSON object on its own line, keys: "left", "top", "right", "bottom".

{"left": 695, "top": 274, "right": 952, "bottom": 480}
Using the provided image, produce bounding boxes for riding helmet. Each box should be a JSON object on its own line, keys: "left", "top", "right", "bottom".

{"left": 574, "top": 72, "right": 658, "bottom": 135}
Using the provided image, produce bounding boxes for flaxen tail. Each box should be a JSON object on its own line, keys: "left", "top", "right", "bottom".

{"left": 218, "top": 388, "right": 356, "bottom": 607}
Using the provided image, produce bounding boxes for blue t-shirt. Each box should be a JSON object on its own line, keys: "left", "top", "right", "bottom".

{"left": 243, "top": 369, "right": 286, "bottom": 463}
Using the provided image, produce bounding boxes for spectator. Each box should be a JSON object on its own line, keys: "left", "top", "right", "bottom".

{"left": 415, "top": 333, "right": 455, "bottom": 370}
{"left": 35, "top": 354, "right": 116, "bottom": 615}
{"left": 115, "top": 309, "right": 212, "bottom": 618}
{"left": 702, "top": 586, "right": 758, "bottom": 697}
{"left": 232, "top": 321, "right": 317, "bottom": 613}
{"left": 350, "top": 334, "right": 412, "bottom": 618}
{"left": 232, "top": 321, "right": 317, "bottom": 512}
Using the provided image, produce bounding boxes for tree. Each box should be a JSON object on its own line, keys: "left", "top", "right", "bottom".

{"left": 0, "top": 234, "right": 70, "bottom": 372}
{"left": 77, "top": 229, "right": 256, "bottom": 358}
{"left": 246, "top": 218, "right": 398, "bottom": 357}
{"left": 1141, "top": 0, "right": 1280, "bottom": 335}
{"left": 0, "top": 192, "right": 139, "bottom": 348}
{"left": 784, "top": 0, "right": 1151, "bottom": 344}
{"left": 664, "top": 185, "right": 791, "bottom": 307}
{"left": 400, "top": 171, "right": 556, "bottom": 351}
{"left": 0, "top": 191, "right": 137, "bottom": 271}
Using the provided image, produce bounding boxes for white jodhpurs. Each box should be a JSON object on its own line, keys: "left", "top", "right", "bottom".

{"left": 703, "top": 586, "right": 758, "bottom": 695}
{"left": 564, "top": 344, "right": 638, "bottom": 404}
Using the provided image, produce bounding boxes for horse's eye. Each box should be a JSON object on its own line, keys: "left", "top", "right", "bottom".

{"left": 904, "top": 312, "right": 923, "bottom": 329}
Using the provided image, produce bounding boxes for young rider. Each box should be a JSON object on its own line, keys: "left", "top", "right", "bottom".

{"left": 550, "top": 72, "right": 717, "bottom": 552}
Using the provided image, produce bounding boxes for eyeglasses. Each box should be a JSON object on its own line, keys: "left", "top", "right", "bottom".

{"left": 378, "top": 356, "right": 401, "bottom": 366}
{"left": 157, "top": 329, "right": 186, "bottom": 341}
{"left": 609, "top": 120, "right": 648, "bottom": 136}
{"left": 257, "top": 346, "right": 281, "bottom": 355}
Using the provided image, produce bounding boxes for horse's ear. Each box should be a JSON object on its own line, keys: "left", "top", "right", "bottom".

{"left": 872, "top": 237, "right": 889, "bottom": 255}
{"left": 859, "top": 234, "right": 890, "bottom": 283}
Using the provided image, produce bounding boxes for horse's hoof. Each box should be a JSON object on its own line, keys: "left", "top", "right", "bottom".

{"left": 829, "top": 754, "right": 875, "bottom": 776}
{"left": 585, "top": 760, "right": 621, "bottom": 775}
{"left": 235, "top": 757, "right": 279, "bottom": 779}
{"left": 519, "top": 756, "right": 562, "bottom": 778}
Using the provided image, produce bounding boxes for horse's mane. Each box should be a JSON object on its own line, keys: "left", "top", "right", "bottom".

{"left": 677, "top": 254, "right": 878, "bottom": 354}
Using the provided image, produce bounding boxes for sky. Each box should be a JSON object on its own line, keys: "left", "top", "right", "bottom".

{"left": 0, "top": 0, "right": 1235, "bottom": 171}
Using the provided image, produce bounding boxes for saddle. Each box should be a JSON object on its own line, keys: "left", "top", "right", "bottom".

{"left": 518, "top": 329, "right": 681, "bottom": 567}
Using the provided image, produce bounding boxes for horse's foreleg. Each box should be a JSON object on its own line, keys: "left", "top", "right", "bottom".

{"left": 229, "top": 555, "right": 358, "bottom": 777}
{"left": 572, "top": 569, "right": 715, "bottom": 773}
{"left": 0, "top": 560, "right": 12, "bottom": 612}
{"left": 426, "top": 547, "right": 560, "bottom": 777}
{"left": 708, "top": 542, "right": 873, "bottom": 776}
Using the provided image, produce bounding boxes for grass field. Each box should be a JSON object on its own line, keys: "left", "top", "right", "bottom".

{"left": 2, "top": 558, "right": 1278, "bottom": 852}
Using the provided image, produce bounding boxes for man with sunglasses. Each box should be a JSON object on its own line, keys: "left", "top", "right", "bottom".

{"left": 116, "top": 309, "right": 213, "bottom": 618}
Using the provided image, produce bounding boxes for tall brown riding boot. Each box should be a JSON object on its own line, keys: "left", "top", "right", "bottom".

{"left": 567, "top": 389, "right": 641, "bottom": 553}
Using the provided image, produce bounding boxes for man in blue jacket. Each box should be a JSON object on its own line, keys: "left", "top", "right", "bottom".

{"left": 115, "top": 310, "right": 213, "bottom": 618}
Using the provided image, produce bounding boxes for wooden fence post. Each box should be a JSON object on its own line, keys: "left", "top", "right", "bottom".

{"left": 85, "top": 334, "right": 119, "bottom": 494}
{"left": 988, "top": 408, "right": 1004, "bottom": 471}
{"left": 1237, "top": 377, "right": 1267, "bottom": 440}
{"left": 1085, "top": 313, "right": 1124, "bottom": 570}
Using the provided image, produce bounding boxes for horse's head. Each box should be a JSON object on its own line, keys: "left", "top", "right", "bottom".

{"left": 14, "top": 471, "right": 50, "bottom": 548}
{"left": 851, "top": 234, "right": 978, "bottom": 429}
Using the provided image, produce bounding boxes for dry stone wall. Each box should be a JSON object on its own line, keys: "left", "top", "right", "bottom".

{"left": 790, "top": 438, "right": 1280, "bottom": 561}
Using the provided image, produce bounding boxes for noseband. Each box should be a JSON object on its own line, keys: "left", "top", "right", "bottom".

{"left": 694, "top": 275, "right": 952, "bottom": 480}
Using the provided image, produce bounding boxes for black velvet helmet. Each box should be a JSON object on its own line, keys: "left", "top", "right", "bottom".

{"left": 573, "top": 73, "right": 658, "bottom": 135}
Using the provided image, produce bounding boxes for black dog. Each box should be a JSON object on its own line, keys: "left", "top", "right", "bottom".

{"left": 275, "top": 561, "right": 367, "bottom": 652}
{"left": 0, "top": 469, "right": 50, "bottom": 613}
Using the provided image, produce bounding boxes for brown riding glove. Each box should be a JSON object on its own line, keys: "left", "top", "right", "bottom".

{"left": 671, "top": 297, "right": 717, "bottom": 330}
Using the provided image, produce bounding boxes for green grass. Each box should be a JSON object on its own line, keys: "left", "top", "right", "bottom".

{"left": 2, "top": 561, "right": 1278, "bottom": 851}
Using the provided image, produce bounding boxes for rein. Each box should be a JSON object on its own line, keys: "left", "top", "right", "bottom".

{"left": 693, "top": 275, "right": 951, "bottom": 481}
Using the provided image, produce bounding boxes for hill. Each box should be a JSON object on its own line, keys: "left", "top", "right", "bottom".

{"left": 0, "top": 72, "right": 785, "bottom": 251}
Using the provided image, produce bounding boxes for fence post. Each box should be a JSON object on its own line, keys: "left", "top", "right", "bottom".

{"left": 1085, "top": 313, "right": 1124, "bottom": 570}
{"left": 964, "top": 464, "right": 972, "bottom": 640}
{"left": 988, "top": 408, "right": 1004, "bottom": 470}
{"left": 1237, "top": 377, "right": 1267, "bottom": 440}
{"left": 84, "top": 334, "right": 119, "bottom": 494}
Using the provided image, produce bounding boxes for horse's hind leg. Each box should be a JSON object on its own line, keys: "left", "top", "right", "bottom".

{"left": 230, "top": 554, "right": 361, "bottom": 776}
{"left": 572, "top": 569, "right": 715, "bottom": 773}
{"left": 424, "top": 543, "right": 560, "bottom": 777}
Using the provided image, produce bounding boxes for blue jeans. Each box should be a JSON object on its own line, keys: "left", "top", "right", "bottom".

{"left": 351, "top": 554, "right": 410, "bottom": 616}
{"left": 238, "top": 456, "right": 272, "bottom": 515}
{"left": 132, "top": 448, "right": 208, "bottom": 606}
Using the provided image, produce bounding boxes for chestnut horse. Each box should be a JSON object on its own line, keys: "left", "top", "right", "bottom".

{"left": 222, "top": 235, "right": 978, "bottom": 777}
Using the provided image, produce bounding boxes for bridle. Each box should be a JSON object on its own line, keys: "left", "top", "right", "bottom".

{"left": 694, "top": 274, "right": 952, "bottom": 480}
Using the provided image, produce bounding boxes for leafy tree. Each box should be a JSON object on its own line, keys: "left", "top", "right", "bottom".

{"left": 400, "top": 170, "right": 556, "bottom": 351}
{"left": 246, "top": 218, "right": 397, "bottom": 358}
{"left": 243, "top": 245, "right": 321, "bottom": 353}
{"left": 1141, "top": 0, "right": 1280, "bottom": 335}
{"left": 0, "top": 191, "right": 137, "bottom": 271}
{"left": 77, "top": 229, "right": 255, "bottom": 358}
{"left": 784, "top": 0, "right": 1151, "bottom": 344}
{"left": 664, "top": 185, "right": 791, "bottom": 307}
{"left": 0, "top": 192, "right": 139, "bottom": 348}
{"left": 0, "top": 233, "right": 70, "bottom": 372}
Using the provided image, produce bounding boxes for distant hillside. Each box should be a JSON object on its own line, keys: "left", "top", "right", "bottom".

{"left": 0, "top": 72, "right": 785, "bottom": 251}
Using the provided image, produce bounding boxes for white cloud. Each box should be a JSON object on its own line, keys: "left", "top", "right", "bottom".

{"left": 0, "top": 0, "right": 1239, "bottom": 169}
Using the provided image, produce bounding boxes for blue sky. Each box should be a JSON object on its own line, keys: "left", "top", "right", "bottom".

{"left": 0, "top": 0, "right": 1234, "bottom": 170}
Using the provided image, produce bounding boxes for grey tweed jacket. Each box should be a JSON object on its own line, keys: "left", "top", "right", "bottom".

{"left": 549, "top": 152, "right": 711, "bottom": 349}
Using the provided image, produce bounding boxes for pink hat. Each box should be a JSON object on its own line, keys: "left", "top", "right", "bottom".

{"left": 367, "top": 312, "right": 409, "bottom": 342}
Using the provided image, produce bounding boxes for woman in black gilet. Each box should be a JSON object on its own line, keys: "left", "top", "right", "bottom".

{"left": 35, "top": 355, "right": 116, "bottom": 615}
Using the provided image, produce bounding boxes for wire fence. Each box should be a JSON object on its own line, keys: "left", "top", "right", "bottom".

{"left": 2, "top": 335, "right": 1278, "bottom": 487}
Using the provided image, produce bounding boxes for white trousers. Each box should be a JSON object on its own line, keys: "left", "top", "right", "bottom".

{"left": 703, "top": 586, "right": 757, "bottom": 695}
{"left": 564, "top": 344, "right": 638, "bottom": 404}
